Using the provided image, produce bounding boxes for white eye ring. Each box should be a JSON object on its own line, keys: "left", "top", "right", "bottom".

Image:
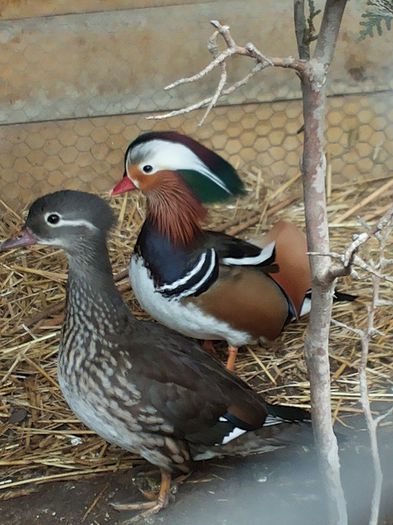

{"left": 142, "top": 164, "right": 153, "bottom": 174}
{"left": 45, "top": 212, "right": 62, "bottom": 226}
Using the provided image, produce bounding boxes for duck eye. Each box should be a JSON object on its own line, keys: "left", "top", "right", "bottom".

{"left": 47, "top": 213, "right": 60, "bottom": 225}
{"left": 142, "top": 165, "right": 153, "bottom": 173}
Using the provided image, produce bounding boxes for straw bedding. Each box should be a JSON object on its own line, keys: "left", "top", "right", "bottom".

{"left": 1, "top": 171, "right": 392, "bottom": 500}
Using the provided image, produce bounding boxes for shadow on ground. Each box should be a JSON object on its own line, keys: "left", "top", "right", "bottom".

{"left": 2, "top": 419, "right": 393, "bottom": 525}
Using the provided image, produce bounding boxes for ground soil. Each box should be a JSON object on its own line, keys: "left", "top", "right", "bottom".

{"left": 2, "top": 418, "right": 393, "bottom": 525}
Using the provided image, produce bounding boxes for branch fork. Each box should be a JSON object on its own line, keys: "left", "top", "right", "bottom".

{"left": 148, "top": 20, "right": 305, "bottom": 126}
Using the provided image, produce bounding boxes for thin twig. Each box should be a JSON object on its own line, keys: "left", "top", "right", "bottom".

{"left": 199, "top": 28, "right": 229, "bottom": 126}
{"left": 147, "top": 63, "right": 265, "bottom": 121}
{"left": 294, "top": 0, "right": 311, "bottom": 59}
{"left": 147, "top": 20, "right": 304, "bottom": 122}
{"left": 331, "top": 209, "right": 393, "bottom": 525}
{"left": 319, "top": 204, "right": 393, "bottom": 280}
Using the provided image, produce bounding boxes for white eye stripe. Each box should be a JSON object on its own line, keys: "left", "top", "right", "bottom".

{"left": 128, "top": 140, "right": 231, "bottom": 194}
{"left": 60, "top": 219, "right": 98, "bottom": 231}
{"left": 44, "top": 212, "right": 98, "bottom": 231}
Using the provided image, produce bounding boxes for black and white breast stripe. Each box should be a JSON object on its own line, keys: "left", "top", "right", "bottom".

{"left": 155, "top": 241, "right": 276, "bottom": 300}
{"left": 157, "top": 249, "right": 218, "bottom": 299}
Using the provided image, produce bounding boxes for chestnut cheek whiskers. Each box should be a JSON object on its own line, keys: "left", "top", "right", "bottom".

{"left": 145, "top": 172, "right": 206, "bottom": 246}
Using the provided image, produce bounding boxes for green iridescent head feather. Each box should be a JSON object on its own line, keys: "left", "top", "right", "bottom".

{"left": 178, "top": 169, "right": 245, "bottom": 204}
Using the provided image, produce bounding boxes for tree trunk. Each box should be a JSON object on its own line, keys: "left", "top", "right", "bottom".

{"left": 299, "top": 2, "right": 348, "bottom": 522}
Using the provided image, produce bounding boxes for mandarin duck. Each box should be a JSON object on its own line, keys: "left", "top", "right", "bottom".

{"left": 1, "top": 190, "right": 311, "bottom": 521}
{"left": 111, "top": 132, "right": 355, "bottom": 370}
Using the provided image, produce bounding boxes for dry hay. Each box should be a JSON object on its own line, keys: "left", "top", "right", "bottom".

{"left": 0, "top": 170, "right": 392, "bottom": 500}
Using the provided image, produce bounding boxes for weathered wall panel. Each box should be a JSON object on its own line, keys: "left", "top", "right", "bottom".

{"left": 0, "top": 0, "right": 213, "bottom": 20}
{"left": 0, "top": 0, "right": 392, "bottom": 125}
{"left": 1, "top": 93, "right": 391, "bottom": 209}
{"left": 0, "top": 1, "right": 392, "bottom": 209}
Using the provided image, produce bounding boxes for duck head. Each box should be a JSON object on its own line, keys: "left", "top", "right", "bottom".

{"left": 0, "top": 190, "right": 115, "bottom": 257}
{"left": 111, "top": 132, "right": 245, "bottom": 245}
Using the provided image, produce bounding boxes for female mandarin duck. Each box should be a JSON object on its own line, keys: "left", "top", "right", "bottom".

{"left": 111, "top": 132, "right": 354, "bottom": 370}
{"left": 1, "top": 190, "right": 311, "bottom": 521}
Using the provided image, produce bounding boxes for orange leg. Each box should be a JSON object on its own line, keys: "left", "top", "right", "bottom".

{"left": 226, "top": 345, "right": 238, "bottom": 371}
{"left": 111, "top": 469, "right": 171, "bottom": 522}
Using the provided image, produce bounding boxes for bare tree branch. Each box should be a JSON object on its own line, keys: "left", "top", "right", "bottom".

{"left": 147, "top": 20, "right": 305, "bottom": 125}
{"left": 198, "top": 29, "right": 228, "bottom": 126}
{"left": 294, "top": 0, "right": 310, "bottom": 59}
{"left": 325, "top": 231, "right": 369, "bottom": 279}
{"left": 374, "top": 405, "right": 393, "bottom": 425}
{"left": 331, "top": 207, "right": 393, "bottom": 525}
{"left": 294, "top": 0, "right": 322, "bottom": 59}
{"left": 142, "top": 1, "right": 393, "bottom": 522}
{"left": 299, "top": 1, "right": 348, "bottom": 523}
{"left": 309, "top": 250, "right": 393, "bottom": 283}
{"left": 147, "top": 63, "right": 264, "bottom": 122}
{"left": 314, "top": 0, "right": 347, "bottom": 66}
{"left": 331, "top": 318, "right": 362, "bottom": 335}
{"left": 328, "top": 205, "right": 393, "bottom": 279}
{"left": 147, "top": 3, "right": 353, "bottom": 524}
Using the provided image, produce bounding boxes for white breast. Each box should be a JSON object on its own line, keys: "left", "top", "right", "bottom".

{"left": 130, "top": 255, "right": 251, "bottom": 346}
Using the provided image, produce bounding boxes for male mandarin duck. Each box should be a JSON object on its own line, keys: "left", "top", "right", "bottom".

{"left": 111, "top": 131, "right": 355, "bottom": 370}
{"left": 0, "top": 190, "right": 311, "bottom": 521}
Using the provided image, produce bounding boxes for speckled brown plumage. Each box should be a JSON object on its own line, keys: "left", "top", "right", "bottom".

{"left": 0, "top": 190, "right": 311, "bottom": 521}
